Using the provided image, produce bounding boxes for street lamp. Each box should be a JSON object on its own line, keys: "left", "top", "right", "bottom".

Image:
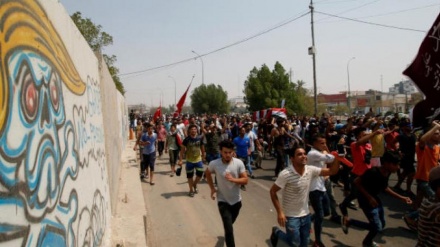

{"left": 347, "top": 57, "right": 355, "bottom": 113}
{"left": 192, "top": 50, "right": 205, "bottom": 84}
{"left": 168, "top": 75, "right": 177, "bottom": 106}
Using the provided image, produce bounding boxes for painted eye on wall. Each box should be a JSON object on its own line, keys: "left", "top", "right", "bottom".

{"left": 49, "top": 73, "right": 60, "bottom": 112}
{"left": 21, "top": 69, "right": 39, "bottom": 122}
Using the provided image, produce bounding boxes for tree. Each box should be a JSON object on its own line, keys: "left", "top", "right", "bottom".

{"left": 71, "top": 12, "right": 125, "bottom": 95}
{"left": 292, "top": 80, "right": 314, "bottom": 116}
{"left": 334, "top": 104, "right": 349, "bottom": 116}
{"left": 243, "top": 62, "right": 312, "bottom": 115}
{"left": 190, "top": 84, "right": 229, "bottom": 114}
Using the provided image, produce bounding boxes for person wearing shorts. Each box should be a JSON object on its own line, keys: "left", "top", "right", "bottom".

{"left": 178, "top": 124, "right": 206, "bottom": 197}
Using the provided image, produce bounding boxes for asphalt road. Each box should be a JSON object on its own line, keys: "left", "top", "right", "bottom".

{"left": 141, "top": 153, "right": 418, "bottom": 247}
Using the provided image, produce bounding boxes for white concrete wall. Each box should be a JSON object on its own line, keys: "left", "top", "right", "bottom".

{"left": 0, "top": 0, "right": 126, "bottom": 246}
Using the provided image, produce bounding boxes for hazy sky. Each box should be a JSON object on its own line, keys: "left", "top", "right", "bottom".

{"left": 61, "top": 0, "right": 440, "bottom": 108}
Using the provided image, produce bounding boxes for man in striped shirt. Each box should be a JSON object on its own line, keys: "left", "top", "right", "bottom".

{"left": 269, "top": 147, "right": 340, "bottom": 247}
{"left": 417, "top": 165, "right": 440, "bottom": 247}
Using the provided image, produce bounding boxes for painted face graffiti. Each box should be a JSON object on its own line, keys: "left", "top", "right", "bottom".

{"left": 0, "top": 1, "right": 107, "bottom": 246}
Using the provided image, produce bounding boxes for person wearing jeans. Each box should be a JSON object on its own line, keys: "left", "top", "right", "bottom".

{"left": 205, "top": 140, "right": 248, "bottom": 247}
{"left": 276, "top": 215, "right": 311, "bottom": 247}
{"left": 233, "top": 126, "right": 252, "bottom": 190}
{"left": 307, "top": 134, "right": 335, "bottom": 247}
{"left": 341, "top": 151, "right": 412, "bottom": 247}
{"left": 269, "top": 147, "right": 340, "bottom": 247}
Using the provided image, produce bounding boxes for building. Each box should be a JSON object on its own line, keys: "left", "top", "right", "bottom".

{"left": 389, "top": 80, "right": 417, "bottom": 94}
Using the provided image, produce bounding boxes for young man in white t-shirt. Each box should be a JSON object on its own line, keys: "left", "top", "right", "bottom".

{"left": 205, "top": 140, "right": 248, "bottom": 247}
{"left": 269, "top": 147, "right": 339, "bottom": 247}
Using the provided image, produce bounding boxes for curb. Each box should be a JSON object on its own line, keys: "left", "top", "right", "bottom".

{"left": 111, "top": 140, "right": 148, "bottom": 246}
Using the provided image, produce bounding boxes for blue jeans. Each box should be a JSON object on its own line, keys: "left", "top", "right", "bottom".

{"left": 238, "top": 156, "right": 253, "bottom": 176}
{"left": 309, "top": 190, "right": 330, "bottom": 243}
{"left": 350, "top": 204, "right": 385, "bottom": 245}
{"left": 407, "top": 180, "right": 435, "bottom": 220}
{"left": 276, "top": 214, "right": 311, "bottom": 247}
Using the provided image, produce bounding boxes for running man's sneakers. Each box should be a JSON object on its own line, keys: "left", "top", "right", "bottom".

{"left": 341, "top": 215, "right": 349, "bottom": 234}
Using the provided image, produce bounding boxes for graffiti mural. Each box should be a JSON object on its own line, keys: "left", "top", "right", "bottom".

{"left": 0, "top": 1, "right": 110, "bottom": 246}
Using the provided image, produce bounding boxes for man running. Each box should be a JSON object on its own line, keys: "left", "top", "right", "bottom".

{"left": 178, "top": 124, "right": 206, "bottom": 197}
{"left": 205, "top": 140, "right": 248, "bottom": 247}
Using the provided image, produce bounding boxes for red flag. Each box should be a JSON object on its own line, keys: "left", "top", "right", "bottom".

{"left": 153, "top": 106, "right": 161, "bottom": 122}
{"left": 403, "top": 13, "right": 440, "bottom": 129}
{"left": 173, "top": 82, "right": 192, "bottom": 117}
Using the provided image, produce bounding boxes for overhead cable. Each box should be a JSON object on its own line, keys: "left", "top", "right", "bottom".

{"left": 119, "top": 11, "right": 310, "bottom": 77}
{"left": 315, "top": 11, "right": 426, "bottom": 33}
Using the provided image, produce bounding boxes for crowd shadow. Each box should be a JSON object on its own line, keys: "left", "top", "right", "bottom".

{"left": 160, "top": 191, "right": 192, "bottom": 199}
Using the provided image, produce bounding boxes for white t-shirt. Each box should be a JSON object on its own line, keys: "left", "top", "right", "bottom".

{"left": 176, "top": 123, "right": 185, "bottom": 139}
{"left": 208, "top": 158, "right": 246, "bottom": 205}
{"left": 246, "top": 131, "right": 258, "bottom": 152}
{"left": 275, "top": 166, "right": 321, "bottom": 217}
{"left": 307, "top": 148, "right": 335, "bottom": 192}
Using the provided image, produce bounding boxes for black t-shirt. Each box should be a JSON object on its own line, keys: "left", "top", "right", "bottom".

{"left": 397, "top": 133, "right": 416, "bottom": 161}
{"left": 357, "top": 167, "right": 389, "bottom": 208}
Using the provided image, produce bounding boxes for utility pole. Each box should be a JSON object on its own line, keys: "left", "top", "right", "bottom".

{"left": 309, "top": 0, "right": 318, "bottom": 115}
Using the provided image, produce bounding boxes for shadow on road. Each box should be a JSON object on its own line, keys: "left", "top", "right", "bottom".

{"left": 214, "top": 236, "right": 225, "bottom": 247}
{"left": 160, "top": 191, "right": 191, "bottom": 199}
{"left": 330, "top": 239, "right": 355, "bottom": 247}
{"left": 379, "top": 226, "right": 417, "bottom": 239}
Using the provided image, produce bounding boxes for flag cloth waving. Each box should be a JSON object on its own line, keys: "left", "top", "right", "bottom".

{"left": 403, "top": 13, "right": 440, "bottom": 129}
{"left": 173, "top": 82, "right": 192, "bottom": 118}
{"left": 153, "top": 105, "right": 162, "bottom": 122}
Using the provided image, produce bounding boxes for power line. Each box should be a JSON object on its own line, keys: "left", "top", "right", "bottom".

{"left": 316, "top": 0, "right": 381, "bottom": 22}
{"left": 315, "top": 11, "right": 426, "bottom": 32}
{"left": 315, "top": 0, "right": 364, "bottom": 4}
{"left": 319, "top": 3, "right": 440, "bottom": 23}
{"left": 119, "top": 11, "right": 310, "bottom": 78}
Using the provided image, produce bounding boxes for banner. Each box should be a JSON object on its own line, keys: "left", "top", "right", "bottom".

{"left": 403, "top": 13, "right": 440, "bottom": 129}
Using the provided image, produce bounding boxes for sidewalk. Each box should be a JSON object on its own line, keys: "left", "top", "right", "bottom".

{"left": 111, "top": 140, "right": 148, "bottom": 247}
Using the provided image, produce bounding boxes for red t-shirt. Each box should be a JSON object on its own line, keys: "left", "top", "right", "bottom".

{"left": 385, "top": 131, "right": 399, "bottom": 151}
{"left": 351, "top": 142, "right": 372, "bottom": 176}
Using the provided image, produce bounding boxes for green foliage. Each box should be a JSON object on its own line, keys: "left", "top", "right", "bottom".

{"left": 334, "top": 104, "right": 349, "bottom": 115}
{"left": 71, "top": 12, "right": 125, "bottom": 95}
{"left": 190, "top": 84, "right": 229, "bottom": 114}
{"left": 103, "top": 54, "right": 125, "bottom": 95}
{"left": 71, "top": 12, "right": 113, "bottom": 51}
{"left": 243, "top": 62, "right": 313, "bottom": 116}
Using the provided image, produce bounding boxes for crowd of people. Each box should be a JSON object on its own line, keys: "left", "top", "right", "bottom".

{"left": 129, "top": 110, "right": 439, "bottom": 247}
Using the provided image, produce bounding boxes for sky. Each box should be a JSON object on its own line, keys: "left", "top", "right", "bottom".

{"left": 61, "top": 0, "right": 440, "bottom": 108}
